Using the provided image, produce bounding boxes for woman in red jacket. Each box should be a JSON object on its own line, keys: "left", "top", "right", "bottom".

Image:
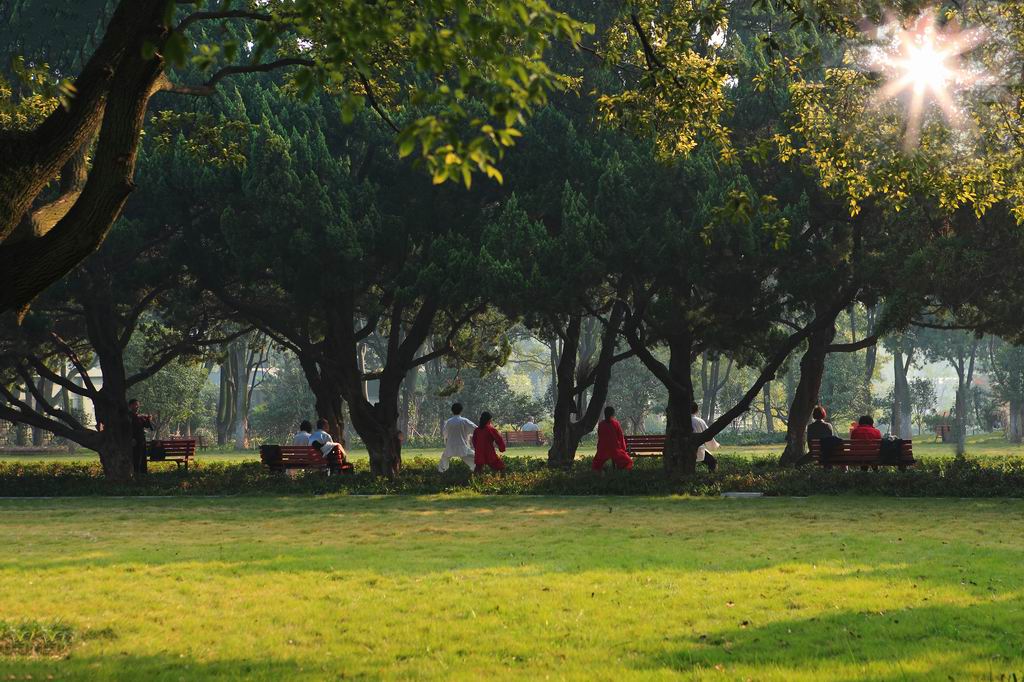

{"left": 472, "top": 411, "right": 507, "bottom": 473}
{"left": 592, "top": 405, "right": 634, "bottom": 471}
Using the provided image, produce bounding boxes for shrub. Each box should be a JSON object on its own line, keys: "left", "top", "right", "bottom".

{"left": 1, "top": 455, "right": 1023, "bottom": 498}
{"left": 0, "top": 620, "right": 77, "bottom": 658}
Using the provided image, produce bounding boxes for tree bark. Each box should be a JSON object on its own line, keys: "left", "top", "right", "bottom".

{"left": 762, "top": 382, "right": 774, "bottom": 433}
{"left": 547, "top": 315, "right": 584, "bottom": 468}
{"left": 0, "top": 1, "right": 171, "bottom": 313}
{"left": 661, "top": 335, "right": 698, "bottom": 475}
{"left": 216, "top": 357, "right": 237, "bottom": 446}
{"left": 892, "top": 348, "right": 913, "bottom": 439}
{"left": 953, "top": 340, "right": 979, "bottom": 456}
{"left": 231, "top": 340, "right": 249, "bottom": 449}
{"left": 779, "top": 321, "right": 835, "bottom": 465}
{"left": 547, "top": 305, "right": 627, "bottom": 468}
{"left": 1008, "top": 400, "right": 1024, "bottom": 444}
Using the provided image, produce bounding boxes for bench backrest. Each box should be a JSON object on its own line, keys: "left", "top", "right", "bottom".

{"left": 262, "top": 445, "right": 328, "bottom": 467}
{"left": 505, "top": 431, "right": 543, "bottom": 445}
{"left": 624, "top": 435, "right": 666, "bottom": 454}
{"left": 808, "top": 439, "right": 914, "bottom": 462}
{"left": 151, "top": 439, "right": 196, "bottom": 457}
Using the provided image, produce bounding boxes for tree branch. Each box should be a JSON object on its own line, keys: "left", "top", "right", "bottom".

{"left": 15, "top": 363, "right": 86, "bottom": 431}
{"left": 827, "top": 333, "right": 879, "bottom": 353}
{"left": 51, "top": 333, "right": 96, "bottom": 394}
{"left": 176, "top": 9, "right": 272, "bottom": 33}
{"left": 165, "top": 58, "right": 315, "bottom": 97}
{"left": 629, "top": 12, "right": 664, "bottom": 71}
{"left": 24, "top": 354, "right": 93, "bottom": 398}
{"left": 357, "top": 73, "right": 401, "bottom": 133}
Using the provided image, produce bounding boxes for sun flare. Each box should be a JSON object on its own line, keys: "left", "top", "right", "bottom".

{"left": 861, "top": 9, "right": 985, "bottom": 148}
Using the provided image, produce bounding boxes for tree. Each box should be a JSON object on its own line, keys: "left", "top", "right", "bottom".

{"left": 213, "top": 332, "right": 269, "bottom": 448}
{"left": 126, "top": 352, "right": 209, "bottom": 439}
{"left": 0, "top": 215, "right": 231, "bottom": 480}
{"left": 152, "top": 82, "right": 512, "bottom": 476}
{"left": 984, "top": 338, "right": 1024, "bottom": 443}
{"left": 248, "top": 350, "right": 316, "bottom": 445}
{"left": 607, "top": 356, "right": 664, "bottom": 434}
{"left": 0, "top": 0, "right": 589, "bottom": 313}
{"left": 885, "top": 330, "right": 919, "bottom": 439}
{"left": 919, "top": 328, "right": 981, "bottom": 456}
{"left": 908, "top": 376, "right": 937, "bottom": 437}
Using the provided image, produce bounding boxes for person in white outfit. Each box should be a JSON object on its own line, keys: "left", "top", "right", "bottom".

{"left": 292, "top": 420, "right": 313, "bottom": 446}
{"left": 439, "top": 402, "right": 477, "bottom": 472}
{"left": 691, "top": 402, "right": 720, "bottom": 472}
{"left": 520, "top": 417, "right": 540, "bottom": 432}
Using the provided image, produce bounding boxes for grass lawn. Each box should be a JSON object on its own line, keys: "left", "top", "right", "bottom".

{"left": 3, "top": 433, "right": 1023, "bottom": 465}
{"left": 1, "top": 496, "right": 1022, "bottom": 680}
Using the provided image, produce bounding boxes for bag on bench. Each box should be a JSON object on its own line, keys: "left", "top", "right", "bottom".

{"left": 878, "top": 438, "right": 906, "bottom": 466}
{"left": 818, "top": 435, "right": 843, "bottom": 467}
{"left": 147, "top": 443, "right": 167, "bottom": 461}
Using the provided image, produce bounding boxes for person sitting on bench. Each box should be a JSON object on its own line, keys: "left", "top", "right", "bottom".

{"left": 807, "top": 405, "right": 834, "bottom": 442}
{"left": 691, "top": 402, "right": 720, "bottom": 472}
{"left": 292, "top": 420, "right": 313, "bottom": 446}
{"left": 850, "top": 415, "right": 882, "bottom": 440}
{"left": 520, "top": 416, "right": 540, "bottom": 432}
{"left": 309, "top": 418, "right": 348, "bottom": 470}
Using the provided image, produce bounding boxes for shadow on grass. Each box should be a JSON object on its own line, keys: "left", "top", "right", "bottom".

{"left": 633, "top": 597, "right": 1024, "bottom": 680}
{"left": 0, "top": 654, "right": 330, "bottom": 681}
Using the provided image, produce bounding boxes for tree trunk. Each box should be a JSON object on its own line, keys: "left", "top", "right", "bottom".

{"left": 400, "top": 367, "right": 418, "bottom": 436}
{"left": 93, "top": 394, "right": 135, "bottom": 482}
{"left": 762, "top": 382, "right": 774, "bottom": 433}
{"left": 350, "top": 396, "right": 401, "bottom": 477}
{"left": 216, "top": 357, "right": 236, "bottom": 446}
{"left": 663, "top": 390, "right": 698, "bottom": 475}
{"left": 892, "top": 349, "right": 913, "bottom": 439}
{"left": 780, "top": 322, "right": 835, "bottom": 466}
{"left": 547, "top": 305, "right": 627, "bottom": 468}
{"left": 1008, "top": 400, "right": 1024, "bottom": 444}
{"left": 662, "top": 336, "right": 697, "bottom": 475}
{"left": 954, "top": 381, "right": 967, "bottom": 456}
{"left": 231, "top": 341, "right": 249, "bottom": 449}
{"left": 0, "top": 1, "right": 171, "bottom": 314}
{"left": 548, "top": 315, "right": 583, "bottom": 468}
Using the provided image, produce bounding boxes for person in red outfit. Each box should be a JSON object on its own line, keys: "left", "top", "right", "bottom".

{"left": 472, "top": 411, "right": 507, "bottom": 473}
{"left": 592, "top": 405, "right": 634, "bottom": 471}
{"left": 850, "top": 415, "right": 882, "bottom": 440}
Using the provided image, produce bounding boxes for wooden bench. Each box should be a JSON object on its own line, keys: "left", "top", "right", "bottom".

{"left": 808, "top": 439, "right": 915, "bottom": 469}
{"left": 260, "top": 445, "right": 353, "bottom": 475}
{"left": 148, "top": 439, "right": 196, "bottom": 470}
{"left": 505, "top": 430, "right": 544, "bottom": 446}
{"left": 624, "top": 434, "right": 665, "bottom": 457}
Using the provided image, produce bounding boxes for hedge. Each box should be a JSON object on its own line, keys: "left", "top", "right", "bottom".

{"left": 0, "top": 455, "right": 1021, "bottom": 498}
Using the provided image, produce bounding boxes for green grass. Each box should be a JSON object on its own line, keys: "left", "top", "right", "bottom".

{"left": 1, "top": 496, "right": 1022, "bottom": 680}
{"left": 4, "top": 432, "right": 1023, "bottom": 464}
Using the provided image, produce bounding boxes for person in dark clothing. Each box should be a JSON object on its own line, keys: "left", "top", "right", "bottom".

{"left": 806, "top": 405, "right": 834, "bottom": 443}
{"left": 128, "top": 398, "right": 153, "bottom": 477}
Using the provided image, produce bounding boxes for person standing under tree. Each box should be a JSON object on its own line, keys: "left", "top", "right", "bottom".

{"left": 128, "top": 398, "right": 153, "bottom": 478}
{"left": 439, "top": 402, "right": 476, "bottom": 473}
{"left": 592, "top": 405, "right": 634, "bottom": 471}
{"left": 472, "top": 411, "right": 507, "bottom": 473}
{"left": 691, "top": 402, "right": 720, "bottom": 472}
